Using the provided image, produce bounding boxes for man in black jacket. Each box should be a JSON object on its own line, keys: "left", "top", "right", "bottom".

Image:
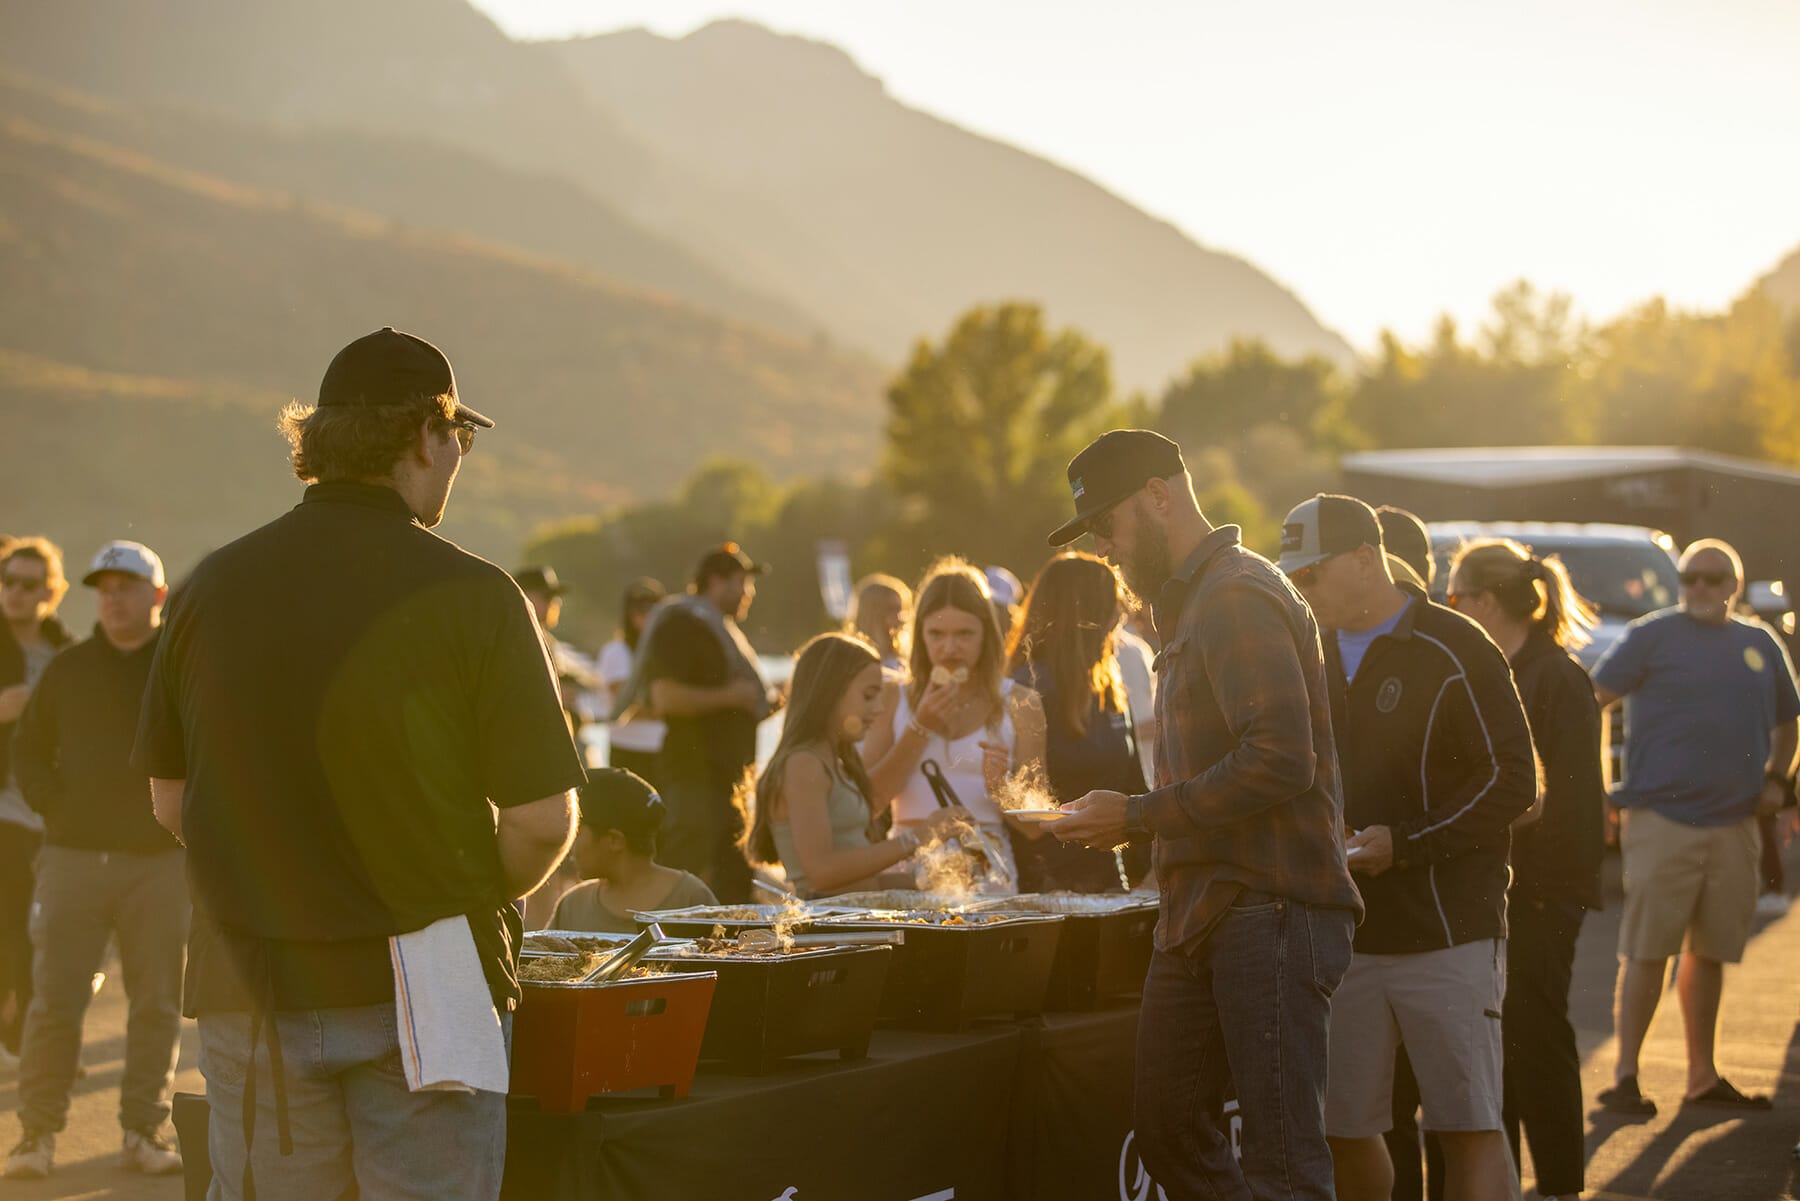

{"left": 1278, "top": 495, "right": 1536, "bottom": 1201}
{"left": 5, "top": 542, "right": 184, "bottom": 1180}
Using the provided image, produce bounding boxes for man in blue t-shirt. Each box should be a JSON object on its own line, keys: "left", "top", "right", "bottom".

{"left": 1593, "top": 538, "right": 1800, "bottom": 1117}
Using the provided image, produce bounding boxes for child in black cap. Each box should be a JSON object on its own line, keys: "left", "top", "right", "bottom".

{"left": 548, "top": 769, "right": 717, "bottom": 933}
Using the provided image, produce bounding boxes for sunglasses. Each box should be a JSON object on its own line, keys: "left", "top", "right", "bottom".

{"left": 1679, "top": 570, "right": 1733, "bottom": 588}
{"left": 1288, "top": 553, "right": 1345, "bottom": 590}
{"left": 447, "top": 420, "right": 477, "bottom": 455}
{"left": 0, "top": 574, "right": 48, "bottom": 593}
{"left": 1088, "top": 503, "right": 1122, "bottom": 542}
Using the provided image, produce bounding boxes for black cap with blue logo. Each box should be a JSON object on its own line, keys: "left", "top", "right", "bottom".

{"left": 1047, "top": 429, "right": 1186, "bottom": 547}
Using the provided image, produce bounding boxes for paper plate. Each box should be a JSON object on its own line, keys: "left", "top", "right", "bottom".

{"left": 1011, "top": 809, "right": 1070, "bottom": 824}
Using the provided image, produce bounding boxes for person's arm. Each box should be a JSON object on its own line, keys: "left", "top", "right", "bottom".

{"left": 649, "top": 676, "right": 761, "bottom": 718}
{"left": 863, "top": 676, "right": 960, "bottom": 806}
{"left": 1388, "top": 636, "right": 1537, "bottom": 868}
{"left": 151, "top": 777, "right": 185, "bottom": 842}
{"left": 10, "top": 662, "right": 64, "bottom": 817}
{"left": 1135, "top": 583, "right": 1321, "bottom": 836}
{"left": 497, "top": 791, "right": 579, "bottom": 901}
{"left": 777, "top": 754, "right": 918, "bottom": 895}
{"left": 1524, "top": 662, "right": 1605, "bottom": 851}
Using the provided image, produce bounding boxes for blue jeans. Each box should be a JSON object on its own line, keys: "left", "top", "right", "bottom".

{"left": 1135, "top": 895, "right": 1354, "bottom": 1201}
{"left": 198, "top": 1003, "right": 510, "bottom": 1201}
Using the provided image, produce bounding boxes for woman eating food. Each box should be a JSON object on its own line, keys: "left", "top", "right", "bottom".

{"left": 863, "top": 557, "right": 1047, "bottom": 892}
{"left": 742, "top": 633, "right": 968, "bottom": 897}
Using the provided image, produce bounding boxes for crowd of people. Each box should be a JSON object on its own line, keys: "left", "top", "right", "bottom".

{"left": 0, "top": 325, "right": 1795, "bottom": 1201}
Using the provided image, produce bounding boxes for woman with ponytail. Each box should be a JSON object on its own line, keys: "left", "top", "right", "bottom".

{"left": 1446, "top": 539, "right": 1603, "bottom": 1201}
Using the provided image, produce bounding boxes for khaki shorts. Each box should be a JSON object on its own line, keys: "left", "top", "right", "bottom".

{"left": 1618, "top": 807, "right": 1761, "bottom": 963}
{"left": 1325, "top": 939, "right": 1506, "bottom": 1138}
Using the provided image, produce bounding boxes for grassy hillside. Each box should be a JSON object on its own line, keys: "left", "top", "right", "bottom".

{"left": 0, "top": 85, "right": 886, "bottom": 580}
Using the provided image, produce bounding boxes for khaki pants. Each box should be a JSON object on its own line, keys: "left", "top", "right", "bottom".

{"left": 1618, "top": 808, "right": 1760, "bottom": 963}
{"left": 16, "top": 846, "right": 189, "bottom": 1134}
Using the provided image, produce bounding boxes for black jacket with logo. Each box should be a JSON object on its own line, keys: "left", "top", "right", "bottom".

{"left": 12, "top": 626, "right": 177, "bottom": 852}
{"left": 1324, "top": 586, "right": 1537, "bottom": 954}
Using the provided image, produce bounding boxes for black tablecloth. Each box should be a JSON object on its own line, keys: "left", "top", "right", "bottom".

{"left": 173, "top": 1006, "right": 1197, "bottom": 1201}
{"left": 503, "top": 1025, "right": 1021, "bottom": 1201}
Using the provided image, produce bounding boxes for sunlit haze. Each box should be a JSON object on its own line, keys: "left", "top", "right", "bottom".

{"left": 476, "top": 0, "right": 1800, "bottom": 353}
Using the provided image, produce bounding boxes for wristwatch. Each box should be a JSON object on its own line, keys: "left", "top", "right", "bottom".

{"left": 1124, "top": 795, "right": 1150, "bottom": 838}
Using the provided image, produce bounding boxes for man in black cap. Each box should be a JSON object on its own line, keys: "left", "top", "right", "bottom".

{"left": 1277, "top": 494, "right": 1535, "bottom": 1201}
{"left": 630, "top": 542, "right": 774, "bottom": 902}
{"left": 133, "top": 328, "right": 587, "bottom": 1201}
{"left": 1048, "top": 430, "right": 1362, "bottom": 1201}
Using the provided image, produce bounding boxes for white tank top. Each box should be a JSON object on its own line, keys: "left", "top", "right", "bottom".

{"left": 891, "top": 680, "right": 1015, "bottom": 826}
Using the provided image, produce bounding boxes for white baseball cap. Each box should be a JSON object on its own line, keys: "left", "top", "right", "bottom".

{"left": 82, "top": 540, "right": 165, "bottom": 588}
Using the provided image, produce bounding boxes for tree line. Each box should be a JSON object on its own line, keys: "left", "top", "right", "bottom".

{"left": 529, "top": 281, "right": 1800, "bottom": 650}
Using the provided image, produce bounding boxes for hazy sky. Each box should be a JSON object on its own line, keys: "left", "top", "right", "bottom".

{"left": 475, "top": 0, "right": 1800, "bottom": 353}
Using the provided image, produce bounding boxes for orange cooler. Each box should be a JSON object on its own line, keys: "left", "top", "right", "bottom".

{"left": 509, "top": 971, "right": 717, "bottom": 1113}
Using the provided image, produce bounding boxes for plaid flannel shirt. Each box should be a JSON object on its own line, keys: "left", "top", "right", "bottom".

{"left": 1129, "top": 526, "right": 1363, "bottom": 953}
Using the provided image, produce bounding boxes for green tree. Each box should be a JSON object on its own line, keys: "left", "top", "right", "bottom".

{"left": 878, "top": 302, "right": 1127, "bottom": 581}
{"left": 1157, "top": 338, "right": 1345, "bottom": 453}
{"left": 1344, "top": 283, "right": 1587, "bottom": 450}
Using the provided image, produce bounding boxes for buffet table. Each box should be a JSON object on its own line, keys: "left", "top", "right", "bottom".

{"left": 175, "top": 1004, "right": 1154, "bottom": 1201}
{"left": 502, "top": 1024, "right": 1022, "bottom": 1200}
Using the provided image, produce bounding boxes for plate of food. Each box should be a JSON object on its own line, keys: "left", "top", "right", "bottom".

{"left": 1010, "top": 809, "right": 1069, "bottom": 824}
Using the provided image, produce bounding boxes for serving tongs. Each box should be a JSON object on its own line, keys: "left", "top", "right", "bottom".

{"left": 918, "top": 758, "right": 1008, "bottom": 872}
{"left": 576, "top": 922, "right": 667, "bottom": 984}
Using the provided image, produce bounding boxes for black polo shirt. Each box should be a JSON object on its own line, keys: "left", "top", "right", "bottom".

{"left": 132, "top": 482, "right": 587, "bottom": 1012}
{"left": 641, "top": 606, "right": 757, "bottom": 786}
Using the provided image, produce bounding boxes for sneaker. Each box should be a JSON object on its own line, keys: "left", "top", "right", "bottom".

{"left": 122, "top": 1127, "right": 182, "bottom": 1175}
{"left": 1755, "top": 892, "right": 1790, "bottom": 918}
{"left": 3, "top": 1132, "right": 54, "bottom": 1179}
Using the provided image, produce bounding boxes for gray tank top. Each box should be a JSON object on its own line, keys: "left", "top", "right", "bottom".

{"left": 771, "top": 759, "right": 873, "bottom": 898}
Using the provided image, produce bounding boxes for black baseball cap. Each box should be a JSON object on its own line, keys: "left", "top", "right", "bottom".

{"left": 513, "top": 565, "right": 565, "bottom": 597}
{"left": 1375, "top": 506, "right": 1434, "bottom": 587}
{"left": 579, "top": 768, "right": 666, "bottom": 838}
{"left": 318, "top": 327, "right": 493, "bottom": 428}
{"left": 1278, "top": 494, "right": 1384, "bottom": 575}
{"left": 692, "top": 542, "right": 768, "bottom": 587}
{"left": 1047, "top": 429, "right": 1187, "bottom": 547}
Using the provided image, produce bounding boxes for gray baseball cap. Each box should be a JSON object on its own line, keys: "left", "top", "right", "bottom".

{"left": 1277, "top": 495, "right": 1383, "bottom": 575}
{"left": 82, "top": 540, "right": 165, "bottom": 588}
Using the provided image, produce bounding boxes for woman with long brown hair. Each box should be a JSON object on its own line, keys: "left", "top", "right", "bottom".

{"left": 1006, "top": 552, "right": 1146, "bottom": 892}
{"left": 1447, "top": 538, "right": 1602, "bottom": 1201}
{"left": 864, "top": 558, "right": 1047, "bottom": 892}
{"left": 743, "top": 634, "right": 965, "bottom": 898}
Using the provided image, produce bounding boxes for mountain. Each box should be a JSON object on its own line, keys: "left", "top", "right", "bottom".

{"left": 0, "top": 10, "right": 820, "bottom": 341}
{"left": 0, "top": 0, "right": 1351, "bottom": 389}
{"left": 546, "top": 20, "right": 1354, "bottom": 386}
{"left": 1760, "top": 243, "right": 1800, "bottom": 314}
{"left": 0, "top": 75, "right": 885, "bottom": 580}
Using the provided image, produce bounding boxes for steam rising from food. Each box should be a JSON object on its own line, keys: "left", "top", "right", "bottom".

{"left": 991, "top": 763, "right": 1060, "bottom": 813}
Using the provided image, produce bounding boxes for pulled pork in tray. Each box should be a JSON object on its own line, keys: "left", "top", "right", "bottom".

{"left": 828, "top": 910, "right": 1010, "bottom": 927}
{"left": 523, "top": 933, "right": 630, "bottom": 956}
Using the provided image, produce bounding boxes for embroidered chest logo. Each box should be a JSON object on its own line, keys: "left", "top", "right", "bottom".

{"left": 1376, "top": 677, "right": 1404, "bottom": 714}
{"left": 1744, "top": 646, "right": 1767, "bottom": 673}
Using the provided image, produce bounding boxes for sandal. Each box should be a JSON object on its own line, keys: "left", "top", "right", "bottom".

{"left": 1597, "top": 1076, "right": 1657, "bottom": 1116}
{"left": 1684, "top": 1077, "right": 1771, "bottom": 1109}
